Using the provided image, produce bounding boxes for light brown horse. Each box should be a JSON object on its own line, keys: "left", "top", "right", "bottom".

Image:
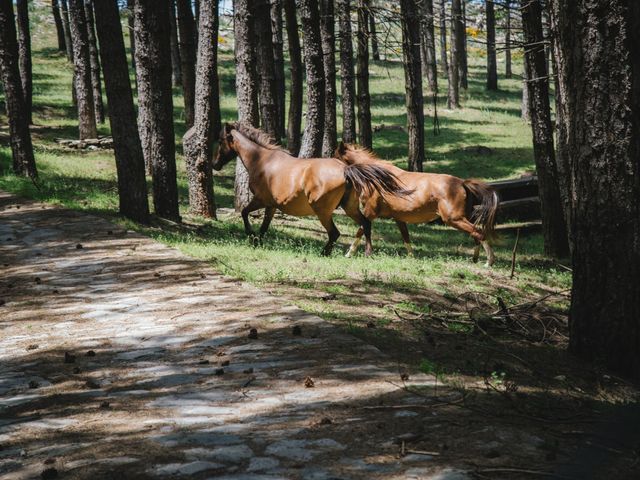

{"left": 334, "top": 142, "right": 499, "bottom": 266}
{"left": 212, "top": 123, "right": 411, "bottom": 256}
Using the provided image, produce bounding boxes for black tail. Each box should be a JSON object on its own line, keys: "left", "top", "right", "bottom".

{"left": 344, "top": 163, "right": 414, "bottom": 198}
{"left": 463, "top": 179, "right": 499, "bottom": 242}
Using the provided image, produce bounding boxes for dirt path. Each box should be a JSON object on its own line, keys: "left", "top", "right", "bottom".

{"left": 0, "top": 192, "right": 472, "bottom": 480}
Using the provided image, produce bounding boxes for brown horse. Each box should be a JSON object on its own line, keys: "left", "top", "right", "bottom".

{"left": 334, "top": 142, "right": 499, "bottom": 266}
{"left": 212, "top": 123, "right": 411, "bottom": 256}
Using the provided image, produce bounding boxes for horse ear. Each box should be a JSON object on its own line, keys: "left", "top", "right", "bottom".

{"left": 337, "top": 141, "right": 346, "bottom": 155}
{"left": 224, "top": 122, "right": 234, "bottom": 134}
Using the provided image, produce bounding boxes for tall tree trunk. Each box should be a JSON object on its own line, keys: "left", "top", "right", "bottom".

{"left": 16, "top": 0, "right": 32, "bottom": 124}
{"left": 94, "top": 0, "right": 149, "bottom": 223}
{"left": 60, "top": 0, "right": 74, "bottom": 61}
{"left": 283, "top": 0, "right": 302, "bottom": 154}
{"left": 84, "top": 0, "right": 104, "bottom": 124}
{"left": 420, "top": 0, "right": 438, "bottom": 93}
{"left": 521, "top": 60, "right": 530, "bottom": 121}
{"left": 550, "top": 0, "right": 640, "bottom": 379}
{"left": 298, "top": 0, "right": 325, "bottom": 158}
{"left": 504, "top": 0, "right": 512, "bottom": 78}
{"left": 485, "top": 0, "right": 498, "bottom": 90}
{"left": 68, "top": 0, "right": 97, "bottom": 139}
{"left": 126, "top": 0, "right": 136, "bottom": 92}
{"left": 338, "top": 0, "right": 356, "bottom": 144}
{"left": 183, "top": 0, "right": 220, "bottom": 218}
{"left": 232, "top": 0, "right": 259, "bottom": 211}
{"left": 447, "top": 0, "right": 461, "bottom": 109}
{"left": 52, "top": 0, "right": 67, "bottom": 53}
{"left": 438, "top": 0, "right": 448, "bottom": 76}
{"left": 522, "top": 0, "right": 568, "bottom": 258}
{"left": 320, "top": 0, "right": 337, "bottom": 157}
{"left": 254, "top": 0, "right": 279, "bottom": 139}
{"left": 134, "top": 0, "right": 180, "bottom": 221}
{"left": 271, "top": 0, "right": 286, "bottom": 141}
{"left": 0, "top": 0, "right": 37, "bottom": 179}
{"left": 400, "top": 0, "right": 424, "bottom": 172}
{"left": 459, "top": 0, "right": 468, "bottom": 90}
{"left": 169, "top": 0, "right": 182, "bottom": 87}
{"left": 176, "top": 0, "right": 196, "bottom": 128}
{"left": 369, "top": 10, "right": 380, "bottom": 61}
{"left": 356, "top": 0, "right": 372, "bottom": 149}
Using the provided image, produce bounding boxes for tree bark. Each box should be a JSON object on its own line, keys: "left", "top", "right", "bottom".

{"left": 232, "top": 0, "right": 259, "bottom": 211}
{"left": 485, "top": 0, "right": 498, "bottom": 90}
{"left": 356, "top": 0, "right": 372, "bottom": 148}
{"left": 68, "top": 0, "right": 97, "bottom": 139}
{"left": 550, "top": 0, "right": 640, "bottom": 379}
{"left": 298, "top": 0, "right": 325, "bottom": 158}
{"left": 60, "top": 0, "right": 74, "bottom": 62}
{"left": 254, "top": 0, "right": 279, "bottom": 139}
{"left": 126, "top": 0, "right": 136, "bottom": 92}
{"left": 134, "top": 0, "right": 180, "bottom": 221}
{"left": 504, "top": 0, "right": 512, "bottom": 78}
{"left": 447, "top": 0, "right": 461, "bottom": 109}
{"left": 283, "top": 0, "right": 302, "bottom": 154}
{"left": 521, "top": 0, "right": 568, "bottom": 258}
{"left": 320, "top": 0, "right": 337, "bottom": 157}
{"left": 271, "top": 0, "right": 286, "bottom": 141}
{"left": 400, "top": 0, "right": 424, "bottom": 172}
{"left": 169, "top": 0, "right": 182, "bottom": 87}
{"left": 369, "top": 10, "right": 380, "bottom": 61}
{"left": 0, "top": 0, "right": 37, "bottom": 179}
{"left": 93, "top": 0, "right": 149, "bottom": 223}
{"left": 16, "top": 0, "right": 32, "bottom": 124}
{"left": 521, "top": 59, "right": 530, "bottom": 121}
{"left": 52, "top": 0, "right": 67, "bottom": 52}
{"left": 459, "top": 0, "right": 468, "bottom": 90}
{"left": 176, "top": 0, "right": 196, "bottom": 129}
{"left": 438, "top": 0, "right": 448, "bottom": 76}
{"left": 183, "top": 0, "right": 220, "bottom": 219}
{"left": 84, "top": 0, "right": 104, "bottom": 124}
{"left": 420, "top": 0, "right": 438, "bottom": 94}
{"left": 338, "top": 0, "right": 356, "bottom": 144}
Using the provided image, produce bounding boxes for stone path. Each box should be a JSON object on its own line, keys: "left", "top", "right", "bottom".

{"left": 0, "top": 192, "right": 471, "bottom": 480}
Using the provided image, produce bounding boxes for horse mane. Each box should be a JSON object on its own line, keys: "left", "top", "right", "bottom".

{"left": 339, "top": 143, "right": 395, "bottom": 168}
{"left": 232, "top": 122, "right": 290, "bottom": 153}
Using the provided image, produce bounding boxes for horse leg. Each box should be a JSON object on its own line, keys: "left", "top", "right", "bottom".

{"left": 395, "top": 220, "right": 413, "bottom": 257}
{"left": 472, "top": 239, "right": 481, "bottom": 263}
{"left": 315, "top": 213, "right": 341, "bottom": 257}
{"left": 259, "top": 207, "right": 276, "bottom": 241}
{"left": 241, "top": 197, "right": 265, "bottom": 237}
{"left": 342, "top": 197, "right": 373, "bottom": 257}
{"left": 446, "top": 217, "right": 495, "bottom": 267}
{"left": 345, "top": 227, "right": 364, "bottom": 258}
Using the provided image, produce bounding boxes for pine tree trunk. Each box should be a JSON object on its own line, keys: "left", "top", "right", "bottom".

{"left": 84, "top": 0, "right": 104, "bottom": 124}
{"left": 271, "top": 0, "right": 286, "bottom": 141}
{"left": 127, "top": 0, "right": 136, "bottom": 92}
{"left": 550, "top": 0, "right": 640, "bottom": 379}
{"left": 356, "top": 0, "right": 372, "bottom": 148}
{"left": 447, "top": 0, "right": 461, "bottom": 109}
{"left": 93, "top": 0, "right": 149, "bottom": 223}
{"left": 521, "top": 60, "right": 530, "bottom": 121}
{"left": 16, "top": 0, "right": 32, "bottom": 124}
{"left": 298, "top": 0, "right": 325, "bottom": 158}
{"left": 0, "top": 0, "right": 37, "bottom": 179}
{"left": 283, "top": 0, "right": 302, "bottom": 154}
{"left": 522, "top": 0, "right": 568, "bottom": 259}
{"left": 369, "top": 10, "right": 380, "bottom": 61}
{"left": 60, "top": 0, "right": 74, "bottom": 61}
{"left": 176, "top": 0, "right": 196, "bottom": 129}
{"left": 68, "top": 0, "right": 97, "bottom": 139}
{"left": 232, "top": 0, "right": 259, "bottom": 211}
{"left": 52, "top": 0, "right": 67, "bottom": 53}
{"left": 485, "top": 0, "right": 498, "bottom": 90}
{"left": 169, "top": 0, "right": 182, "bottom": 88}
{"left": 505, "top": 0, "right": 512, "bottom": 78}
{"left": 320, "top": 0, "right": 337, "bottom": 157}
{"left": 183, "top": 0, "right": 220, "bottom": 219}
{"left": 438, "top": 0, "right": 448, "bottom": 76}
{"left": 459, "top": 0, "right": 468, "bottom": 90}
{"left": 338, "top": 0, "right": 356, "bottom": 144}
{"left": 134, "top": 0, "right": 180, "bottom": 221}
{"left": 420, "top": 0, "right": 438, "bottom": 94}
{"left": 400, "top": 0, "right": 424, "bottom": 172}
{"left": 254, "top": 0, "right": 279, "bottom": 139}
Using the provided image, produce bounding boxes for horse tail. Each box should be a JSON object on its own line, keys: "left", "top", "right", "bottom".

{"left": 344, "top": 163, "right": 414, "bottom": 198}
{"left": 463, "top": 179, "right": 499, "bottom": 242}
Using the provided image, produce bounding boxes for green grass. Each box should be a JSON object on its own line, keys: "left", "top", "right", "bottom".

{"left": 0, "top": 9, "right": 570, "bottom": 360}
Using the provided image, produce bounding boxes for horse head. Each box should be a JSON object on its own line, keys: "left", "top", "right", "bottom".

{"left": 213, "top": 123, "right": 238, "bottom": 171}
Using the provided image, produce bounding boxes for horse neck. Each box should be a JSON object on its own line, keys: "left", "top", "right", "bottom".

{"left": 232, "top": 131, "right": 269, "bottom": 172}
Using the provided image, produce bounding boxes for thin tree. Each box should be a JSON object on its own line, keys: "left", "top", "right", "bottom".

{"left": 521, "top": 60, "right": 530, "bottom": 121}
{"left": 134, "top": 0, "right": 180, "bottom": 220}
{"left": 459, "top": 0, "right": 468, "bottom": 89}
{"left": 369, "top": 9, "right": 380, "bottom": 61}
{"left": 298, "top": 0, "right": 325, "bottom": 158}
{"left": 84, "top": 0, "right": 104, "bottom": 124}
{"left": 485, "top": 0, "right": 498, "bottom": 90}
{"left": 271, "top": 0, "right": 286, "bottom": 141}
{"left": 522, "top": 0, "right": 568, "bottom": 258}
{"left": 283, "top": 0, "right": 302, "bottom": 154}
{"left": 68, "top": 0, "right": 97, "bottom": 139}
{"left": 420, "top": 0, "right": 438, "bottom": 93}
{"left": 169, "top": 0, "right": 182, "bottom": 87}
{"left": 550, "top": 0, "right": 640, "bottom": 379}
{"left": 60, "top": 0, "right": 74, "bottom": 62}
{"left": 447, "top": 0, "right": 461, "bottom": 109}
{"left": 438, "top": 0, "right": 448, "bottom": 76}
{"left": 232, "top": 0, "right": 259, "bottom": 211}
{"left": 356, "top": 0, "right": 372, "bottom": 148}
{"left": 126, "top": 0, "right": 136, "bottom": 91}
{"left": 183, "top": 0, "right": 221, "bottom": 218}
{"left": 254, "top": 0, "right": 279, "bottom": 138}
{"left": 504, "top": 0, "right": 512, "bottom": 78}
{"left": 400, "top": 0, "right": 424, "bottom": 172}
{"left": 338, "top": 0, "right": 356, "bottom": 144}
{"left": 176, "top": 0, "right": 196, "bottom": 128}
{"left": 320, "top": 0, "right": 337, "bottom": 157}
{"left": 52, "top": 0, "right": 67, "bottom": 53}
{"left": 93, "top": 0, "right": 149, "bottom": 223}
{"left": 0, "top": 0, "right": 37, "bottom": 179}
{"left": 16, "top": 0, "right": 32, "bottom": 124}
